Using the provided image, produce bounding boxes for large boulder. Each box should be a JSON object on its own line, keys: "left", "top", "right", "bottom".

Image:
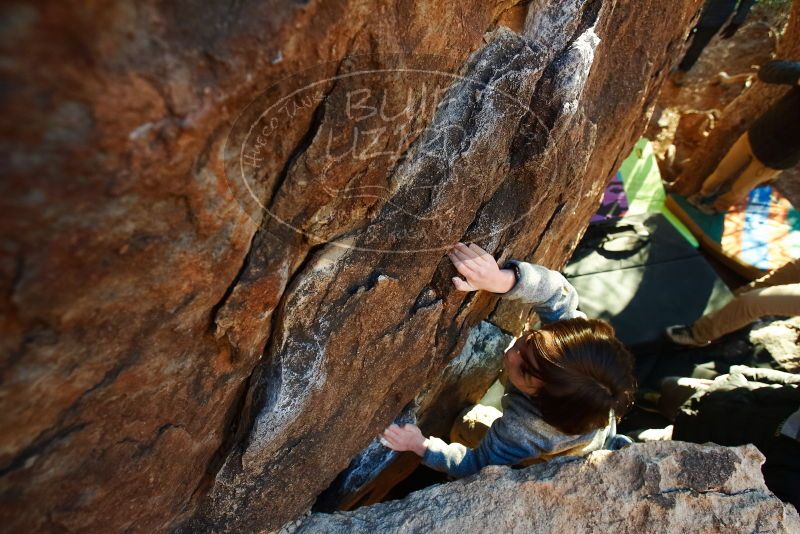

{"left": 1, "top": 0, "right": 702, "bottom": 531}
{"left": 286, "top": 442, "right": 800, "bottom": 533}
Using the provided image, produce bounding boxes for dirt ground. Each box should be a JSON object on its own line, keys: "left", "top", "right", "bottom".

{"left": 646, "top": 0, "right": 798, "bottom": 196}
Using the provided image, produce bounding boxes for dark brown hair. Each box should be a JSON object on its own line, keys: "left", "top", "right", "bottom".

{"left": 518, "top": 318, "right": 635, "bottom": 435}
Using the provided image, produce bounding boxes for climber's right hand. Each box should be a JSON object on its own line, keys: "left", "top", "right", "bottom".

{"left": 380, "top": 423, "right": 428, "bottom": 457}
{"left": 447, "top": 242, "right": 516, "bottom": 294}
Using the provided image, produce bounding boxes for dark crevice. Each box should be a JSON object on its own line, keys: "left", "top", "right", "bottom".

{"left": 572, "top": 0, "right": 604, "bottom": 44}
{"left": 0, "top": 423, "right": 87, "bottom": 477}
{"left": 187, "top": 368, "right": 254, "bottom": 510}
{"left": 131, "top": 423, "right": 186, "bottom": 460}
{"left": 265, "top": 57, "right": 348, "bottom": 212}
{"left": 347, "top": 270, "right": 388, "bottom": 296}
{"left": 208, "top": 228, "right": 259, "bottom": 331}
{"left": 265, "top": 92, "right": 328, "bottom": 211}
{"left": 645, "top": 486, "right": 760, "bottom": 498}
{"left": 529, "top": 199, "right": 567, "bottom": 260}
{"left": 81, "top": 350, "right": 142, "bottom": 401}
{"left": 208, "top": 53, "right": 350, "bottom": 333}
{"left": 191, "top": 238, "right": 331, "bottom": 513}
{"left": 411, "top": 285, "right": 439, "bottom": 314}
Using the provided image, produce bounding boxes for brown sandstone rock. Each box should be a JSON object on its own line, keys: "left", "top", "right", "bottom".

{"left": 750, "top": 316, "right": 800, "bottom": 373}
{"left": 286, "top": 442, "right": 800, "bottom": 534}
{"left": 0, "top": 0, "right": 702, "bottom": 532}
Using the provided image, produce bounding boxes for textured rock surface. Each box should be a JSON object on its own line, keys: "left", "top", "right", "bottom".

{"left": 286, "top": 442, "right": 800, "bottom": 534}
{"left": 316, "top": 320, "right": 512, "bottom": 511}
{"left": 750, "top": 317, "right": 800, "bottom": 373}
{"left": 1, "top": 0, "right": 702, "bottom": 531}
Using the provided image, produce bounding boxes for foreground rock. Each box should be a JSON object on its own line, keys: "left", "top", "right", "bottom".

{"left": 1, "top": 0, "right": 702, "bottom": 531}
{"left": 750, "top": 317, "right": 800, "bottom": 373}
{"left": 287, "top": 442, "right": 800, "bottom": 533}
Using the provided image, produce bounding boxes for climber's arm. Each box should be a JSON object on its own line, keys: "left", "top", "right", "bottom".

{"left": 499, "top": 260, "right": 586, "bottom": 323}
{"left": 381, "top": 421, "right": 539, "bottom": 478}
{"left": 447, "top": 242, "right": 586, "bottom": 323}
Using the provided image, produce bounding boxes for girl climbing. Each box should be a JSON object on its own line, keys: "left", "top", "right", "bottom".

{"left": 380, "top": 242, "right": 636, "bottom": 478}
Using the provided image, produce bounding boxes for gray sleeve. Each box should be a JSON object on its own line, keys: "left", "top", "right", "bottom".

{"left": 500, "top": 260, "right": 587, "bottom": 323}
{"left": 421, "top": 418, "right": 541, "bottom": 478}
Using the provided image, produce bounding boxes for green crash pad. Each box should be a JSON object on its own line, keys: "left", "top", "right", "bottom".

{"left": 617, "top": 137, "right": 698, "bottom": 247}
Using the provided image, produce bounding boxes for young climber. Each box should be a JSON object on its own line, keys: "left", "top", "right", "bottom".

{"left": 380, "top": 242, "right": 636, "bottom": 478}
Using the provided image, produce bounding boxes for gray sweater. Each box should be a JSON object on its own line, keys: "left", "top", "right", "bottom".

{"left": 422, "top": 260, "right": 614, "bottom": 478}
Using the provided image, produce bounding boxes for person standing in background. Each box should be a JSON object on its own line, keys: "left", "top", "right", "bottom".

{"left": 673, "top": 0, "right": 756, "bottom": 81}
{"left": 688, "top": 60, "right": 800, "bottom": 213}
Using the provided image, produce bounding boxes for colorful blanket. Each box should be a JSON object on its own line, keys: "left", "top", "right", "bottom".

{"left": 669, "top": 185, "right": 800, "bottom": 274}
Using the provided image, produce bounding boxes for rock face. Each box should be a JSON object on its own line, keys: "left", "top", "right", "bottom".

{"left": 316, "top": 320, "right": 513, "bottom": 511}
{"left": 287, "top": 442, "right": 800, "bottom": 534}
{"left": 750, "top": 317, "right": 800, "bottom": 373}
{"left": 1, "top": 0, "right": 702, "bottom": 532}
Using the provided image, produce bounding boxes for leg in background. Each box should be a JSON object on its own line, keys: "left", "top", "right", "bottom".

{"left": 735, "top": 259, "right": 800, "bottom": 295}
{"left": 712, "top": 156, "right": 781, "bottom": 211}
{"left": 691, "top": 283, "right": 800, "bottom": 343}
{"left": 698, "top": 131, "right": 753, "bottom": 197}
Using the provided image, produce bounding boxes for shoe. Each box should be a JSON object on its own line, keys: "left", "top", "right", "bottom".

{"left": 665, "top": 325, "right": 711, "bottom": 347}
